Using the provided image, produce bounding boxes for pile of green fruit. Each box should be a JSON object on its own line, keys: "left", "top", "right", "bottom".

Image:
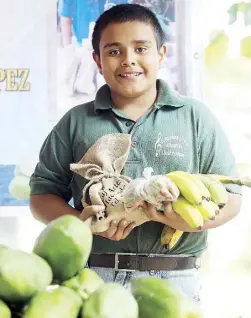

{"left": 0, "top": 214, "right": 202, "bottom": 317}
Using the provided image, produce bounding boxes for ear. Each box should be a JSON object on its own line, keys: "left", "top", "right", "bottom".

{"left": 158, "top": 44, "right": 168, "bottom": 67}
{"left": 92, "top": 51, "right": 103, "bottom": 75}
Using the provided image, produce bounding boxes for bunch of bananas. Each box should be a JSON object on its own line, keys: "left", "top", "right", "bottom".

{"left": 160, "top": 171, "right": 251, "bottom": 250}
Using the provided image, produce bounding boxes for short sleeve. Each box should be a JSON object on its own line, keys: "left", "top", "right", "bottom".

{"left": 29, "top": 118, "right": 74, "bottom": 202}
{"left": 197, "top": 105, "right": 242, "bottom": 195}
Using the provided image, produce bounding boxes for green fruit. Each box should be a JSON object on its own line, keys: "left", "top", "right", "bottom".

{"left": 81, "top": 283, "right": 138, "bottom": 318}
{"left": 8, "top": 175, "right": 31, "bottom": 200}
{"left": 130, "top": 277, "right": 202, "bottom": 318}
{"left": 63, "top": 268, "right": 104, "bottom": 300}
{"left": 33, "top": 215, "right": 93, "bottom": 281}
{"left": 241, "top": 36, "right": 251, "bottom": 58}
{"left": 14, "top": 164, "right": 23, "bottom": 177}
{"left": 205, "top": 31, "right": 229, "bottom": 67}
{"left": 23, "top": 286, "right": 82, "bottom": 318}
{"left": 0, "top": 248, "right": 52, "bottom": 303}
{"left": 19, "top": 155, "right": 38, "bottom": 177}
{"left": 0, "top": 300, "right": 11, "bottom": 318}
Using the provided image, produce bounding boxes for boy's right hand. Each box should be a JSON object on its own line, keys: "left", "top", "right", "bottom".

{"left": 80, "top": 205, "right": 135, "bottom": 241}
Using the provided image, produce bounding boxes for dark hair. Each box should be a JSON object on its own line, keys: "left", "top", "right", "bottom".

{"left": 92, "top": 3, "right": 165, "bottom": 55}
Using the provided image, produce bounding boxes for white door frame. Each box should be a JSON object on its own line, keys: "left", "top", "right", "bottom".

{"left": 175, "top": 0, "right": 204, "bottom": 100}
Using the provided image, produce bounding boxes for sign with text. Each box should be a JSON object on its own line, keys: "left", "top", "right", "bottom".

{"left": 0, "top": 69, "right": 31, "bottom": 91}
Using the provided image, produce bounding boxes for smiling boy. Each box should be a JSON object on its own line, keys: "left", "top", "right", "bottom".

{"left": 30, "top": 4, "right": 242, "bottom": 304}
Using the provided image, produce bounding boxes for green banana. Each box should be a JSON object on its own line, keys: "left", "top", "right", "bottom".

{"left": 197, "top": 200, "right": 219, "bottom": 220}
{"left": 172, "top": 196, "right": 204, "bottom": 230}
{"left": 196, "top": 174, "right": 228, "bottom": 209}
{"left": 160, "top": 226, "right": 183, "bottom": 250}
{"left": 166, "top": 171, "right": 203, "bottom": 205}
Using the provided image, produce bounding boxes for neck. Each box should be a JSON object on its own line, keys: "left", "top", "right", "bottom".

{"left": 110, "top": 84, "right": 157, "bottom": 121}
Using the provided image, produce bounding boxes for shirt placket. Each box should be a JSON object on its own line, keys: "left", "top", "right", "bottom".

{"left": 111, "top": 107, "right": 158, "bottom": 252}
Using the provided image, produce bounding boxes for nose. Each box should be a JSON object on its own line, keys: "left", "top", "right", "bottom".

{"left": 121, "top": 50, "right": 136, "bottom": 67}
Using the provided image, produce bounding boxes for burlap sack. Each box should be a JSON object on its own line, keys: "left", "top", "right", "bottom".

{"left": 70, "top": 133, "right": 150, "bottom": 232}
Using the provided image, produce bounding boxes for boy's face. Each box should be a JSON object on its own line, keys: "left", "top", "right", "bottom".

{"left": 93, "top": 21, "right": 167, "bottom": 99}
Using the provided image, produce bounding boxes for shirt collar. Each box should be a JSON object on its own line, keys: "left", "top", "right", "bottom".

{"left": 94, "top": 79, "right": 185, "bottom": 112}
{"left": 155, "top": 79, "right": 185, "bottom": 108}
{"left": 94, "top": 84, "right": 113, "bottom": 112}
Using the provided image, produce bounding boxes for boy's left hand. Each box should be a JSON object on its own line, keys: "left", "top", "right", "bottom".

{"left": 145, "top": 202, "right": 180, "bottom": 224}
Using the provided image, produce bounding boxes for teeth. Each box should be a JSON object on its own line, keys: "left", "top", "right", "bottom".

{"left": 120, "top": 73, "right": 140, "bottom": 77}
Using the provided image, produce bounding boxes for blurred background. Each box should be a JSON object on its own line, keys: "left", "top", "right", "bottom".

{"left": 0, "top": 0, "right": 251, "bottom": 317}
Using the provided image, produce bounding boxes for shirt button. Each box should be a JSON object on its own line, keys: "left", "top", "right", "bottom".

{"left": 131, "top": 141, "right": 137, "bottom": 147}
{"left": 125, "top": 121, "right": 132, "bottom": 127}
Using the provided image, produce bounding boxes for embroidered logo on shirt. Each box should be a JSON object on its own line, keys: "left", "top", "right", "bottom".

{"left": 154, "top": 132, "right": 187, "bottom": 158}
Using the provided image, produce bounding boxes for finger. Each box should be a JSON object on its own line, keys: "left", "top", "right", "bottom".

{"left": 106, "top": 220, "right": 118, "bottom": 238}
{"left": 113, "top": 219, "right": 128, "bottom": 241}
{"left": 122, "top": 222, "right": 136, "bottom": 239}
{"left": 163, "top": 202, "right": 177, "bottom": 219}
{"left": 80, "top": 205, "right": 105, "bottom": 221}
{"left": 82, "top": 202, "right": 89, "bottom": 208}
{"left": 146, "top": 203, "right": 169, "bottom": 223}
{"left": 160, "top": 187, "right": 174, "bottom": 201}
{"left": 87, "top": 205, "right": 106, "bottom": 215}
{"left": 146, "top": 203, "right": 158, "bottom": 218}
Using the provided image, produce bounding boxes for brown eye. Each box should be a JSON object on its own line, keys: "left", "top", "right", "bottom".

{"left": 110, "top": 49, "right": 120, "bottom": 56}
{"left": 136, "top": 47, "right": 147, "bottom": 53}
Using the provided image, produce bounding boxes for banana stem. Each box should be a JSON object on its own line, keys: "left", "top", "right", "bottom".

{"left": 208, "top": 175, "right": 251, "bottom": 188}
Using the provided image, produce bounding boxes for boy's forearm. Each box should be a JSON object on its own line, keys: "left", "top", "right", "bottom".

{"left": 159, "top": 193, "right": 242, "bottom": 232}
{"left": 202, "top": 192, "right": 242, "bottom": 230}
{"left": 30, "top": 194, "right": 80, "bottom": 225}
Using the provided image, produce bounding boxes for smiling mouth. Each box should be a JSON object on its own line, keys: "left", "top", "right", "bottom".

{"left": 118, "top": 72, "right": 142, "bottom": 78}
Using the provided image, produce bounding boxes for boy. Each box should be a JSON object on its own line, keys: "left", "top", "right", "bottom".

{"left": 30, "top": 4, "right": 242, "bottom": 304}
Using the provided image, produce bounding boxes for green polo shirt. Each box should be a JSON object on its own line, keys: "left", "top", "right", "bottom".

{"left": 30, "top": 79, "right": 241, "bottom": 257}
